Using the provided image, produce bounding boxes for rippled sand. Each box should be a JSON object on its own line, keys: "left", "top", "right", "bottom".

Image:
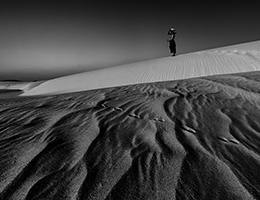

{"left": 1, "top": 71, "right": 260, "bottom": 199}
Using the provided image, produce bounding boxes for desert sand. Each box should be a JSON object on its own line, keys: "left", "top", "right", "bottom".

{"left": 1, "top": 41, "right": 260, "bottom": 199}
{"left": 18, "top": 40, "right": 260, "bottom": 96}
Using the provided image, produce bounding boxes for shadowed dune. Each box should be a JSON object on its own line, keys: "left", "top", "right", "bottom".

{"left": 1, "top": 71, "right": 260, "bottom": 199}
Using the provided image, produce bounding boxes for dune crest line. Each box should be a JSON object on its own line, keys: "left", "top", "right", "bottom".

{"left": 15, "top": 40, "right": 260, "bottom": 97}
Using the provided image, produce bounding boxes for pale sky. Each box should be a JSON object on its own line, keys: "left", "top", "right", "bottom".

{"left": 1, "top": 1, "right": 260, "bottom": 81}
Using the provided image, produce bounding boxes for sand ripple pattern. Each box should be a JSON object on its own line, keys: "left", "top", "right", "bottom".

{"left": 1, "top": 71, "right": 260, "bottom": 199}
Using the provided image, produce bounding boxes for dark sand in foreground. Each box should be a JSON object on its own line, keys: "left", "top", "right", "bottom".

{"left": 1, "top": 71, "right": 260, "bottom": 199}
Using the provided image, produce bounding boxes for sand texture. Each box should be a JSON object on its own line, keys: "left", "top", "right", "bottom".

{"left": 1, "top": 71, "right": 260, "bottom": 199}
{"left": 20, "top": 41, "right": 260, "bottom": 96}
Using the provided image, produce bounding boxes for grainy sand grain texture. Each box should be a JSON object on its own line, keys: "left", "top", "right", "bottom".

{"left": 1, "top": 41, "right": 260, "bottom": 199}
{"left": 1, "top": 71, "right": 260, "bottom": 199}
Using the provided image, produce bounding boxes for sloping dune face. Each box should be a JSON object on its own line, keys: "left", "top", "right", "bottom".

{"left": 21, "top": 41, "right": 260, "bottom": 96}
{"left": 1, "top": 71, "right": 260, "bottom": 199}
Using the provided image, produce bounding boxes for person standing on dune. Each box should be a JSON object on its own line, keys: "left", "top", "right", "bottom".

{"left": 167, "top": 28, "right": 177, "bottom": 56}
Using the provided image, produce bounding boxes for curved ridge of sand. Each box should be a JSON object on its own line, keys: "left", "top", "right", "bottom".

{"left": 21, "top": 40, "right": 260, "bottom": 96}
{"left": 1, "top": 71, "right": 260, "bottom": 199}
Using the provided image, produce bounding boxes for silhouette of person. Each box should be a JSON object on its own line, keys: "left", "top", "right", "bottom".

{"left": 167, "top": 28, "right": 177, "bottom": 56}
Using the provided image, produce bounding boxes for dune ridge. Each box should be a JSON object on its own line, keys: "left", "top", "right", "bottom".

{"left": 19, "top": 40, "right": 260, "bottom": 97}
{"left": 1, "top": 71, "right": 260, "bottom": 199}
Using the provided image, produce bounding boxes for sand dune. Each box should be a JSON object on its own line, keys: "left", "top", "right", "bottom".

{"left": 1, "top": 71, "right": 260, "bottom": 199}
{"left": 20, "top": 40, "right": 260, "bottom": 96}
{"left": 0, "top": 81, "right": 44, "bottom": 92}
{"left": 0, "top": 81, "right": 44, "bottom": 99}
{"left": 0, "top": 82, "right": 31, "bottom": 90}
{"left": 1, "top": 41, "right": 260, "bottom": 199}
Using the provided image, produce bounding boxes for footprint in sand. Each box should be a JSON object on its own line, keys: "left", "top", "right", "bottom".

{"left": 128, "top": 113, "right": 141, "bottom": 119}
{"left": 229, "top": 138, "right": 239, "bottom": 144}
{"left": 100, "top": 103, "right": 107, "bottom": 108}
{"left": 217, "top": 137, "right": 239, "bottom": 144}
{"left": 182, "top": 125, "right": 196, "bottom": 133}
{"left": 217, "top": 137, "right": 229, "bottom": 143}
{"left": 114, "top": 107, "right": 124, "bottom": 112}
{"left": 153, "top": 118, "right": 165, "bottom": 122}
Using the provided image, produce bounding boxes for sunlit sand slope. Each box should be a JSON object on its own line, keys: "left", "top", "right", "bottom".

{"left": 21, "top": 41, "right": 260, "bottom": 96}
{"left": 1, "top": 71, "right": 260, "bottom": 199}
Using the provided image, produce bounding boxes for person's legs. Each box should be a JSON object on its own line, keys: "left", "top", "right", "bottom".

{"left": 169, "top": 41, "right": 176, "bottom": 56}
{"left": 173, "top": 42, "right": 176, "bottom": 56}
{"left": 171, "top": 47, "right": 176, "bottom": 56}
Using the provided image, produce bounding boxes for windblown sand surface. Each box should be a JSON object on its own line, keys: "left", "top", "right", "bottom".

{"left": 1, "top": 71, "right": 260, "bottom": 199}
{"left": 20, "top": 41, "right": 260, "bottom": 96}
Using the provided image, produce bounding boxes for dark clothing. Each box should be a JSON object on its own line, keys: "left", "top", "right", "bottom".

{"left": 168, "top": 36, "right": 176, "bottom": 56}
{"left": 167, "top": 29, "right": 177, "bottom": 56}
{"left": 169, "top": 38, "right": 176, "bottom": 54}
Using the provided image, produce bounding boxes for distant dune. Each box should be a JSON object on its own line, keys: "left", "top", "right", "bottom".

{"left": 1, "top": 42, "right": 260, "bottom": 199}
{"left": 0, "top": 80, "right": 22, "bottom": 82}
